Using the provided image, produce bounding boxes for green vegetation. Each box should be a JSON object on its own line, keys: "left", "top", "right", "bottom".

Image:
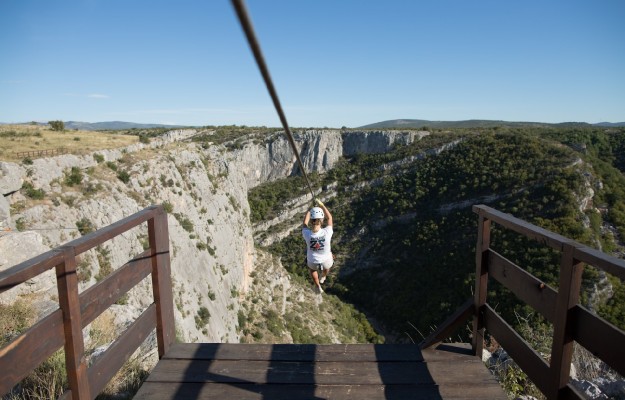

{"left": 116, "top": 170, "right": 131, "bottom": 183}
{"left": 0, "top": 130, "right": 41, "bottom": 138}
{"left": 106, "top": 161, "right": 118, "bottom": 171}
{"left": 195, "top": 307, "right": 211, "bottom": 329}
{"left": 173, "top": 213, "right": 194, "bottom": 233}
{"left": 262, "top": 127, "right": 625, "bottom": 344}
{"left": 162, "top": 201, "right": 174, "bottom": 213}
{"left": 64, "top": 166, "right": 83, "bottom": 186}
{"left": 95, "top": 246, "right": 113, "bottom": 281}
{"left": 76, "top": 217, "right": 95, "bottom": 235}
{"left": 48, "top": 120, "right": 64, "bottom": 131}
{"left": 21, "top": 181, "right": 45, "bottom": 200}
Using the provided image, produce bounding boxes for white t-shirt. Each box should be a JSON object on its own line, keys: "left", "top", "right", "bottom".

{"left": 302, "top": 226, "right": 333, "bottom": 264}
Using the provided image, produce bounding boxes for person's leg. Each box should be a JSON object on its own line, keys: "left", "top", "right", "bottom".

{"left": 310, "top": 269, "right": 320, "bottom": 286}
{"left": 319, "top": 260, "right": 333, "bottom": 283}
{"left": 308, "top": 265, "right": 323, "bottom": 293}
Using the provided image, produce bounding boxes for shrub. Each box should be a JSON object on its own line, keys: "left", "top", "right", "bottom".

{"left": 106, "top": 161, "right": 118, "bottom": 171}
{"left": 173, "top": 213, "right": 194, "bottom": 233}
{"left": 195, "top": 307, "right": 211, "bottom": 329}
{"left": 139, "top": 135, "right": 150, "bottom": 144}
{"left": 48, "top": 120, "right": 64, "bottom": 131}
{"left": 93, "top": 153, "right": 105, "bottom": 163}
{"left": 95, "top": 247, "right": 112, "bottom": 282}
{"left": 117, "top": 170, "right": 131, "bottom": 184}
{"left": 162, "top": 201, "right": 174, "bottom": 213}
{"left": 237, "top": 310, "right": 247, "bottom": 329}
{"left": 82, "top": 182, "right": 102, "bottom": 195}
{"left": 22, "top": 157, "right": 33, "bottom": 165}
{"left": 22, "top": 181, "right": 45, "bottom": 200}
{"left": 64, "top": 167, "right": 83, "bottom": 186}
{"left": 0, "top": 299, "right": 34, "bottom": 346}
{"left": 15, "top": 217, "right": 26, "bottom": 231}
{"left": 76, "top": 217, "right": 95, "bottom": 236}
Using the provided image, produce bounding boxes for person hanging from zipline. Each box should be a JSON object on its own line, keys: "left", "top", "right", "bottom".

{"left": 302, "top": 198, "right": 333, "bottom": 294}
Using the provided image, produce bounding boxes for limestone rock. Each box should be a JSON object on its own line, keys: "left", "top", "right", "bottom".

{"left": 342, "top": 130, "right": 429, "bottom": 155}
{"left": 0, "top": 162, "right": 23, "bottom": 195}
{"left": 0, "top": 194, "right": 9, "bottom": 228}
{"left": 0, "top": 231, "right": 55, "bottom": 304}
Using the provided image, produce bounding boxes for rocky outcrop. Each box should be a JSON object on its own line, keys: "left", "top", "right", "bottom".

{"left": 342, "top": 130, "right": 429, "bottom": 155}
{"left": 0, "top": 195, "right": 9, "bottom": 228}
{"left": 233, "top": 129, "right": 429, "bottom": 189}
{"left": 0, "top": 162, "right": 23, "bottom": 228}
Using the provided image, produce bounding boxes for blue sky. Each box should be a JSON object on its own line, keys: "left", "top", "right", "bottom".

{"left": 1, "top": 1, "right": 624, "bottom": 127}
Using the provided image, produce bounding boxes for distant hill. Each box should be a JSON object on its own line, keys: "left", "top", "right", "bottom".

{"left": 64, "top": 121, "right": 186, "bottom": 131}
{"left": 595, "top": 122, "right": 625, "bottom": 127}
{"left": 358, "top": 119, "right": 625, "bottom": 129}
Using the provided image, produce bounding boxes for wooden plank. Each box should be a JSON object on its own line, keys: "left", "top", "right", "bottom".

{"left": 550, "top": 243, "right": 583, "bottom": 400}
{"left": 88, "top": 304, "right": 157, "bottom": 395}
{"left": 146, "top": 359, "right": 431, "bottom": 385}
{"left": 164, "top": 343, "right": 428, "bottom": 362}
{"left": 135, "top": 383, "right": 434, "bottom": 400}
{"left": 420, "top": 298, "right": 473, "bottom": 350}
{"left": 0, "top": 249, "right": 63, "bottom": 294}
{"left": 56, "top": 247, "right": 91, "bottom": 400}
{"left": 573, "top": 245, "right": 625, "bottom": 281}
{"left": 0, "top": 309, "right": 64, "bottom": 395}
{"left": 483, "top": 305, "right": 551, "bottom": 394}
{"left": 149, "top": 209, "right": 175, "bottom": 358}
{"left": 571, "top": 305, "right": 625, "bottom": 377}
{"left": 79, "top": 250, "right": 152, "bottom": 327}
{"left": 63, "top": 206, "right": 158, "bottom": 255}
{"left": 135, "top": 382, "right": 506, "bottom": 400}
{"left": 473, "top": 205, "right": 569, "bottom": 251}
{"left": 488, "top": 250, "right": 558, "bottom": 322}
{"left": 146, "top": 358, "right": 494, "bottom": 386}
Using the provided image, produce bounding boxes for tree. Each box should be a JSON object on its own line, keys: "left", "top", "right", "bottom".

{"left": 48, "top": 120, "right": 64, "bottom": 131}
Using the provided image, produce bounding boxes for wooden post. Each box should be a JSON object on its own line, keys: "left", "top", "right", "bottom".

{"left": 549, "top": 242, "right": 583, "bottom": 399}
{"left": 472, "top": 215, "right": 491, "bottom": 356}
{"left": 56, "top": 246, "right": 91, "bottom": 399}
{"left": 148, "top": 207, "right": 175, "bottom": 357}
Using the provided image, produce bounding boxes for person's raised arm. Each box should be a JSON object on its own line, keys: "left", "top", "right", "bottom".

{"left": 303, "top": 209, "right": 311, "bottom": 228}
{"left": 315, "top": 199, "right": 332, "bottom": 227}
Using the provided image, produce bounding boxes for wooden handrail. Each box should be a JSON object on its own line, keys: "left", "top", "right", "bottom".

{"left": 471, "top": 204, "right": 625, "bottom": 400}
{"left": 423, "top": 205, "right": 624, "bottom": 399}
{"left": 0, "top": 205, "right": 174, "bottom": 400}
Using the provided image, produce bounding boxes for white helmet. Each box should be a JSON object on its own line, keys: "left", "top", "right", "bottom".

{"left": 310, "top": 207, "right": 324, "bottom": 219}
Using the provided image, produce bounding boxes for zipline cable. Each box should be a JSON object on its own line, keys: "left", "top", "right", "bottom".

{"left": 231, "top": 0, "right": 317, "bottom": 200}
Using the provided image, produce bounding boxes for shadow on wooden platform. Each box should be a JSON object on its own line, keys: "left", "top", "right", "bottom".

{"left": 134, "top": 342, "right": 505, "bottom": 399}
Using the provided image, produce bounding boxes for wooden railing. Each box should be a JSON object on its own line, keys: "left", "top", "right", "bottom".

{"left": 421, "top": 204, "right": 625, "bottom": 400}
{"left": 16, "top": 147, "right": 66, "bottom": 159}
{"left": 0, "top": 205, "right": 174, "bottom": 400}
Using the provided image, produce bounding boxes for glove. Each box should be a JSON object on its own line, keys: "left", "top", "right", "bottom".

{"left": 314, "top": 198, "right": 324, "bottom": 207}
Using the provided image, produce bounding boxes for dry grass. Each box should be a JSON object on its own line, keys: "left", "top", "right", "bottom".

{"left": 0, "top": 124, "right": 138, "bottom": 162}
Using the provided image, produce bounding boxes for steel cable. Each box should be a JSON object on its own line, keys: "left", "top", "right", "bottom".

{"left": 231, "top": 0, "right": 317, "bottom": 199}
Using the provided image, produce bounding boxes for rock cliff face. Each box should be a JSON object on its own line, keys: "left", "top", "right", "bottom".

{"left": 0, "top": 128, "right": 426, "bottom": 344}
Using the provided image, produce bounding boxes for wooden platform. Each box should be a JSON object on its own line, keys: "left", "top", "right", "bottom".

{"left": 134, "top": 343, "right": 506, "bottom": 399}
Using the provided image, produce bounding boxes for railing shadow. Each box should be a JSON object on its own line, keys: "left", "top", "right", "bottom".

{"left": 375, "top": 344, "right": 442, "bottom": 400}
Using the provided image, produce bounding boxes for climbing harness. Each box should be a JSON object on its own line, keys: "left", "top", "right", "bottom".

{"left": 231, "top": 0, "right": 316, "bottom": 200}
